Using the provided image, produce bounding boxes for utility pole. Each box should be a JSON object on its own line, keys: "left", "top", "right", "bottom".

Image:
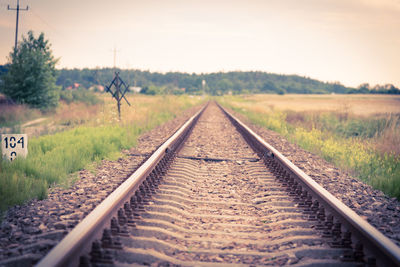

{"left": 108, "top": 46, "right": 125, "bottom": 119}
{"left": 112, "top": 46, "right": 119, "bottom": 71}
{"left": 7, "top": 0, "right": 29, "bottom": 53}
{"left": 113, "top": 47, "right": 117, "bottom": 70}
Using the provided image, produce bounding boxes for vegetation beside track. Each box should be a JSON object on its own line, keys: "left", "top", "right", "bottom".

{"left": 0, "top": 95, "right": 204, "bottom": 215}
{"left": 219, "top": 94, "right": 400, "bottom": 199}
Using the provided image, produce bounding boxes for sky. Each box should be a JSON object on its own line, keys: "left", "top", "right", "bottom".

{"left": 0, "top": 0, "right": 399, "bottom": 88}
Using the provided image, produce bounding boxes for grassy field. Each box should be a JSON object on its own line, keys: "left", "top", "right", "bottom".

{"left": 236, "top": 94, "right": 400, "bottom": 115}
{"left": 219, "top": 94, "right": 400, "bottom": 199}
{"left": 0, "top": 94, "right": 204, "bottom": 214}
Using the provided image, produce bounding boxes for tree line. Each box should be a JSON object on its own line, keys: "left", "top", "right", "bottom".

{"left": 55, "top": 68, "right": 399, "bottom": 95}
{"left": 1, "top": 30, "right": 399, "bottom": 111}
{"left": 55, "top": 68, "right": 351, "bottom": 95}
{"left": 347, "top": 83, "right": 400, "bottom": 95}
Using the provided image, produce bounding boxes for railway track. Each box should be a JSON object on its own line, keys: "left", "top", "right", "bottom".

{"left": 37, "top": 102, "right": 400, "bottom": 266}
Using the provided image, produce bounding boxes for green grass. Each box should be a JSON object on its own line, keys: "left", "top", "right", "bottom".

{"left": 291, "top": 127, "right": 400, "bottom": 198}
{"left": 0, "top": 95, "right": 203, "bottom": 215}
{"left": 285, "top": 110, "right": 398, "bottom": 139}
{"left": 220, "top": 96, "right": 400, "bottom": 199}
{"left": 0, "top": 124, "right": 139, "bottom": 212}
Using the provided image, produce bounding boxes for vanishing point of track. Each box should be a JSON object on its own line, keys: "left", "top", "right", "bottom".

{"left": 38, "top": 102, "right": 400, "bottom": 266}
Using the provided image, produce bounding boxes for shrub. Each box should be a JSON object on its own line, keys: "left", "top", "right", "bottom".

{"left": 60, "top": 90, "right": 102, "bottom": 105}
{"left": 1, "top": 31, "right": 60, "bottom": 109}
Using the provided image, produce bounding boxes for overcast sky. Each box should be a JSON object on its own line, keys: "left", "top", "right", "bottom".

{"left": 0, "top": 0, "right": 399, "bottom": 87}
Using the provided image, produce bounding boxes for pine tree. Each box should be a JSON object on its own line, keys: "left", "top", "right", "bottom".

{"left": 1, "top": 31, "right": 60, "bottom": 109}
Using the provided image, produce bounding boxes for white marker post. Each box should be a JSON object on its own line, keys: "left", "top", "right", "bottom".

{"left": 1, "top": 134, "right": 28, "bottom": 161}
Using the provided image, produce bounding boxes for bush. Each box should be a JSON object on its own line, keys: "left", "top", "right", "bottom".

{"left": 140, "top": 85, "right": 163, "bottom": 95}
{"left": 60, "top": 90, "right": 102, "bottom": 105}
{"left": 1, "top": 31, "right": 60, "bottom": 109}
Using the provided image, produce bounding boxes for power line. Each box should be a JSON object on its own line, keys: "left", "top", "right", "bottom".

{"left": 30, "top": 8, "right": 57, "bottom": 33}
{"left": 7, "top": 0, "right": 29, "bottom": 53}
{"left": 112, "top": 46, "right": 120, "bottom": 70}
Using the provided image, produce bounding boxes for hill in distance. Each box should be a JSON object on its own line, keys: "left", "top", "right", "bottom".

{"left": 56, "top": 68, "right": 351, "bottom": 95}
{"left": 2, "top": 65, "right": 399, "bottom": 95}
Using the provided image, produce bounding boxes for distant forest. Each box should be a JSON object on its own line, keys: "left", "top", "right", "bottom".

{"left": 55, "top": 68, "right": 350, "bottom": 95}
{"left": 1, "top": 65, "right": 399, "bottom": 95}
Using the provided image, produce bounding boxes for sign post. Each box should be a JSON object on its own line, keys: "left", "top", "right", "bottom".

{"left": 105, "top": 72, "right": 131, "bottom": 119}
{"left": 1, "top": 134, "right": 28, "bottom": 161}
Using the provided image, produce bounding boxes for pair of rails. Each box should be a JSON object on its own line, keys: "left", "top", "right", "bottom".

{"left": 38, "top": 102, "right": 400, "bottom": 267}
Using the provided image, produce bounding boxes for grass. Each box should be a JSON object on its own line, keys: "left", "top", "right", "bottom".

{"left": 0, "top": 94, "right": 204, "bottom": 214}
{"left": 0, "top": 125, "right": 140, "bottom": 211}
{"left": 236, "top": 94, "right": 400, "bottom": 115}
{"left": 219, "top": 94, "right": 400, "bottom": 199}
{"left": 54, "top": 102, "right": 101, "bottom": 126}
{"left": 0, "top": 90, "right": 100, "bottom": 129}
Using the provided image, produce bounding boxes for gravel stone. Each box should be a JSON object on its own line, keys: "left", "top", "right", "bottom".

{"left": 2, "top": 102, "right": 398, "bottom": 265}
{"left": 109, "top": 103, "right": 353, "bottom": 265}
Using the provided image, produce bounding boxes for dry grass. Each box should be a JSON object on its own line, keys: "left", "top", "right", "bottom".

{"left": 0, "top": 103, "right": 42, "bottom": 127}
{"left": 240, "top": 94, "right": 400, "bottom": 116}
{"left": 97, "top": 94, "right": 202, "bottom": 126}
{"left": 375, "top": 115, "right": 400, "bottom": 156}
{"left": 54, "top": 102, "right": 101, "bottom": 126}
{"left": 1, "top": 94, "right": 203, "bottom": 137}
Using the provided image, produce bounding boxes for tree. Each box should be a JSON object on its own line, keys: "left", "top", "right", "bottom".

{"left": 261, "top": 81, "right": 278, "bottom": 92}
{"left": 0, "top": 65, "right": 8, "bottom": 89}
{"left": 1, "top": 31, "right": 60, "bottom": 109}
{"left": 0, "top": 65, "right": 8, "bottom": 77}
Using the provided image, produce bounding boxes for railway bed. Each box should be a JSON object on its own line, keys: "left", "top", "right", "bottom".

{"left": 3, "top": 102, "right": 400, "bottom": 266}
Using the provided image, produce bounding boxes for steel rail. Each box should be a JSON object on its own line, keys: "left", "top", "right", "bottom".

{"left": 36, "top": 103, "right": 207, "bottom": 267}
{"left": 218, "top": 103, "right": 400, "bottom": 267}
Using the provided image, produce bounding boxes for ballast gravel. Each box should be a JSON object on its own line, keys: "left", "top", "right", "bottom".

{"left": 0, "top": 102, "right": 399, "bottom": 266}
